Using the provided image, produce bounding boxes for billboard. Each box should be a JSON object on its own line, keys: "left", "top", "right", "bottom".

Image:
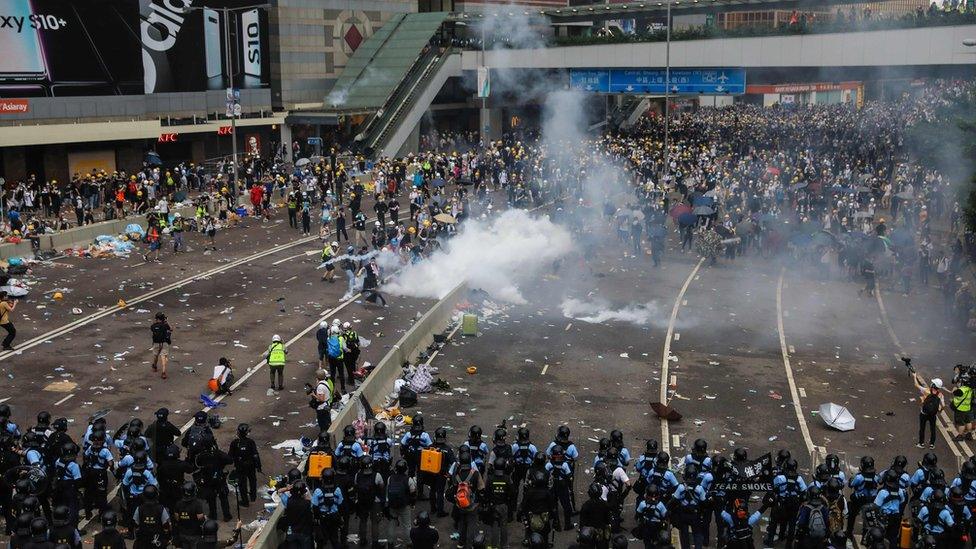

{"left": 0, "top": 0, "right": 269, "bottom": 98}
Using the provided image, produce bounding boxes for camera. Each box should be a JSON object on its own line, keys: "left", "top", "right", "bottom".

{"left": 953, "top": 363, "right": 976, "bottom": 387}
{"left": 304, "top": 382, "right": 315, "bottom": 395}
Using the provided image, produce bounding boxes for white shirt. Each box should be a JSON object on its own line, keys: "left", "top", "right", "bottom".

{"left": 213, "top": 365, "right": 231, "bottom": 384}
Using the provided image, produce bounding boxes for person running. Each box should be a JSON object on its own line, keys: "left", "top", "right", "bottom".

{"left": 359, "top": 257, "right": 387, "bottom": 307}
{"left": 150, "top": 312, "right": 171, "bottom": 379}
{"left": 144, "top": 221, "right": 162, "bottom": 262}
{"left": 0, "top": 291, "right": 16, "bottom": 351}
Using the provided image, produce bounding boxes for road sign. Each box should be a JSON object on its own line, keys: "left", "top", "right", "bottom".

{"left": 569, "top": 68, "right": 746, "bottom": 95}
{"left": 307, "top": 137, "right": 323, "bottom": 146}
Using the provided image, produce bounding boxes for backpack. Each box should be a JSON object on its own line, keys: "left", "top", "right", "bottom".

{"left": 355, "top": 472, "right": 376, "bottom": 508}
{"left": 386, "top": 474, "right": 409, "bottom": 508}
{"left": 327, "top": 336, "right": 341, "bottom": 358}
{"left": 922, "top": 393, "right": 940, "bottom": 416}
{"left": 806, "top": 505, "right": 828, "bottom": 539}
{"left": 827, "top": 498, "right": 845, "bottom": 534}
{"left": 455, "top": 469, "right": 476, "bottom": 510}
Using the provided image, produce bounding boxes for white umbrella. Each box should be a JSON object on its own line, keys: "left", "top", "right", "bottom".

{"left": 295, "top": 158, "right": 310, "bottom": 167}
{"left": 819, "top": 402, "right": 855, "bottom": 432}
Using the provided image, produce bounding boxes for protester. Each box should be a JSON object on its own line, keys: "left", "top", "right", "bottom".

{"left": 150, "top": 312, "right": 171, "bottom": 380}
{"left": 0, "top": 291, "right": 17, "bottom": 351}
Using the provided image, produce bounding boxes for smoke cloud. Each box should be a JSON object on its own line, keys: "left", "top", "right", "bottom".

{"left": 561, "top": 297, "right": 666, "bottom": 326}
{"left": 383, "top": 209, "right": 572, "bottom": 303}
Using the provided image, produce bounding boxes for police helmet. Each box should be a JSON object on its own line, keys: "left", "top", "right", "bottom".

{"left": 733, "top": 448, "right": 748, "bottom": 462}
{"left": 655, "top": 452, "right": 670, "bottom": 469}
{"left": 531, "top": 470, "right": 547, "bottom": 487}
{"left": 692, "top": 438, "right": 707, "bottom": 457}
{"left": 922, "top": 452, "right": 938, "bottom": 468}
{"left": 143, "top": 484, "right": 159, "bottom": 500}
{"left": 611, "top": 533, "right": 629, "bottom": 548}
{"left": 598, "top": 438, "right": 610, "bottom": 452}
{"left": 0, "top": 404, "right": 10, "bottom": 418}
{"left": 101, "top": 510, "right": 118, "bottom": 528}
{"left": 182, "top": 480, "right": 197, "bottom": 498}
{"left": 291, "top": 481, "right": 307, "bottom": 496}
{"left": 493, "top": 457, "right": 508, "bottom": 473}
{"left": 394, "top": 459, "right": 408, "bottom": 474}
{"left": 412, "top": 414, "right": 425, "bottom": 431}
{"left": 286, "top": 468, "right": 303, "bottom": 484}
{"left": 493, "top": 427, "right": 507, "bottom": 443}
{"left": 434, "top": 427, "right": 448, "bottom": 442}
{"left": 342, "top": 425, "right": 356, "bottom": 440}
{"left": 587, "top": 482, "right": 602, "bottom": 500}
{"left": 807, "top": 485, "right": 822, "bottom": 500}
{"left": 683, "top": 462, "right": 700, "bottom": 482}
{"left": 468, "top": 425, "right": 483, "bottom": 440}
{"left": 825, "top": 453, "right": 840, "bottom": 471}
{"left": 458, "top": 449, "right": 472, "bottom": 466}
{"left": 52, "top": 418, "right": 68, "bottom": 432}
{"left": 373, "top": 422, "right": 387, "bottom": 437}
{"left": 646, "top": 439, "right": 659, "bottom": 453}
{"left": 645, "top": 483, "right": 661, "bottom": 501}
{"left": 578, "top": 526, "right": 598, "bottom": 546}
{"left": 892, "top": 455, "right": 908, "bottom": 471}
{"left": 237, "top": 423, "right": 250, "bottom": 437}
{"left": 29, "top": 517, "right": 47, "bottom": 538}
{"left": 36, "top": 411, "right": 51, "bottom": 426}
{"left": 860, "top": 455, "right": 876, "bottom": 473}
{"left": 556, "top": 425, "right": 571, "bottom": 442}
{"left": 155, "top": 407, "right": 169, "bottom": 420}
{"left": 321, "top": 468, "right": 336, "bottom": 485}
{"left": 194, "top": 411, "right": 208, "bottom": 425}
{"left": 517, "top": 427, "right": 530, "bottom": 442}
{"left": 528, "top": 533, "right": 547, "bottom": 548}
{"left": 532, "top": 451, "right": 547, "bottom": 468}
{"left": 360, "top": 454, "right": 374, "bottom": 470}
{"left": 783, "top": 458, "right": 798, "bottom": 475}
{"left": 51, "top": 506, "right": 70, "bottom": 527}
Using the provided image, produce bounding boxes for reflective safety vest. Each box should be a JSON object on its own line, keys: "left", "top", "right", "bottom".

{"left": 268, "top": 342, "right": 286, "bottom": 366}
{"left": 954, "top": 386, "right": 973, "bottom": 412}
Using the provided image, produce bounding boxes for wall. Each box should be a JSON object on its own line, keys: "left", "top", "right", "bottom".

{"left": 270, "top": 0, "right": 417, "bottom": 110}
{"left": 249, "top": 282, "right": 468, "bottom": 549}
{"left": 460, "top": 24, "right": 976, "bottom": 69}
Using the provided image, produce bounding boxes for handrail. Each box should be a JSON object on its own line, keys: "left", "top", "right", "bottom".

{"left": 369, "top": 49, "right": 453, "bottom": 155}
{"left": 356, "top": 43, "right": 441, "bottom": 146}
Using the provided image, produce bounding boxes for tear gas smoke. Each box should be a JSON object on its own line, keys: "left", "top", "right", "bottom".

{"left": 561, "top": 297, "right": 666, "bottom": 327}
{"left": 383, "top": 209, "right": 572, "bottom": 303}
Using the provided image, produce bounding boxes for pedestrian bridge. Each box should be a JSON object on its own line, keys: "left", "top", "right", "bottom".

{"left": 460, "top": 24, "right": 976, "bottom": 70}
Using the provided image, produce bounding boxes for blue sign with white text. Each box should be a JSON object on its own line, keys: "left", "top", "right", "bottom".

{"left": 569, "top": 68, "right": 746, "bottom": 95}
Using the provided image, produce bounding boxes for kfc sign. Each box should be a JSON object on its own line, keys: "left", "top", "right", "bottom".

{"left": 158, "top": 133, "right": 178, "bottom": 143}
{"left": 217, "top": 126, "right": 233, "bottom": 136}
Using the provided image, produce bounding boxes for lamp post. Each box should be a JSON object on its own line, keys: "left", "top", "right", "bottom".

{"left": 663, "top": 0, "right": 672, "bottom": 186}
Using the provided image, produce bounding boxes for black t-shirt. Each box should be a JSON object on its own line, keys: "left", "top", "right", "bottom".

{"left": 150, "top": 321, "right": 172, "bottom": 344}
{"left": 579, "top": 498, "right": 611, "bottom": 530}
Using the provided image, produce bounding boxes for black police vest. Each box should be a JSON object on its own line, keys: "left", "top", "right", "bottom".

{"left": 93, "top": 530, "right": 125, "bottom": 549}
{"left": 175, "top": 499, "right": 204, "bottom": 536}
{"left": 48, "top": 524, "right": 76, "bottom": 547}
{"left": 137, "top": 502, "right": 165, "bottom": 539}
{"left": 731, "top": 515, "right": 753, "bottom": 541}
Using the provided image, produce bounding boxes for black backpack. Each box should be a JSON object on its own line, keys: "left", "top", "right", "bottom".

{"left": 922, "top": 393, "right": 941, "bottom": 416}
{"left": 355, "top": 472, "right": 376, "bottom": 508}
{"left": 386, "top": 474, "right": 409, "bottom": 508}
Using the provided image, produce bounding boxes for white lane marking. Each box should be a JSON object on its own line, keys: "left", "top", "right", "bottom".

{"left": 874, "top": 283, "right": 968, "bottom": 458}
{"left": 673, "top": 333, "right": 680, "bottom": 341}
{"left": 78, "top": 291, "right": 363, "bottom": 531}
{"left": 53, "top": 393, "right": 75, "bottom": 406}
{"left": 541, "top": 364, "right": 549, "bottom": 376}
{"left": 777, "top": 268, "right": 816, "bottom": 457}
{"left": 799, "top": 387, "right": 806, "bottom": 398}
{"left": 284, "top": 275, "right": 298, "bottom": 283}
{"left": 660, "top": 258, "right": 704, "bottom": 455}
{"left": 272, "top": 249, "right": 317, "bottom": 266}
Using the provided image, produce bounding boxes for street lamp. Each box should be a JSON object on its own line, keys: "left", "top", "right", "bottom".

{"left": 185, "top": 3, "right": 269, "bottom": 196}
{"left": 663, "top": 0, "right": 672, "bottom": 186}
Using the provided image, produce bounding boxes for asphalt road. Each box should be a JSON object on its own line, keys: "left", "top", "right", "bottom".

{"left": 414, "top": 218, "right": 976, "bottom": 545}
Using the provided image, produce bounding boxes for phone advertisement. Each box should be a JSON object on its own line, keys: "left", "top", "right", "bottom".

{"left": 0, "top": 0, "right": 269, "bottom": 97}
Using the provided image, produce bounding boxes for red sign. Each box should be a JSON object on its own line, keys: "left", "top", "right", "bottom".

{"left": 217, "top": 126, "right": 233, "bottom": 136}
{"left": 158, "top": 133, "right": 178, "bottom": 143}
{"left": 0, "top": 99, "right": 29, "bottom": 114}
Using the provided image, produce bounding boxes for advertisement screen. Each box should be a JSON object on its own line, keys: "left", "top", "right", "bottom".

{"left": 0, "top": 0, "right": 269, "bottom": 98}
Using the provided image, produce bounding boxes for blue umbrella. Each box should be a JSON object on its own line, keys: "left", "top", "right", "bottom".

{"left": 432, "top": 178, "right": 445, "bottom": 188}
{"left": 789, "top": 233, "right": 813, "bottom": 247}
{"left": 692, "top": 196, "right": 715, "bottom": 207}
{"left": 677, "top": 212, "right": 697, "bottom": 226}
{"left": 693, "top": 206, "right": 715, "bottom": 216}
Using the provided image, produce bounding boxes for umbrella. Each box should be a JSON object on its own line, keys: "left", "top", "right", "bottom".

{"left": 789, "top": 233, "right": 813, "bottom": 247}
{"left": 766, "top": 166, "right": 781, "bottom": 176}
{"left": 310, "top": 155, "right": 324, "bottom": 164}
{"left": 434, "top": 213, "right": 457, "bottom": 224}
{"left": 0, "top": 281, "right": 29, "bottom": 298}
{"left": 736, "top": 219, "right": 754, "bottom": 234}
{"left": 199, "top": 394, "right": 227, "bottom": 409}
{"left": 692, "top": 196, "right": 715, "bottom": 207}
{"left": 295, "top": 158, "right": 310, "bottom": 167}
{"left": 693, "top": 206, "right": 715, "bottom": 216}
{"left": 432, "top": 178, "right": 445, "bottom": 188}
{"left": 895, "top": 191, "right": 914, "bottom": 200}
{"left": 703, "top": 189, "right": 719, "bottom": 198}
{"left": 789, "top": 182, "right": 808, "bottom": 192}
{"left": 677, "top": 212, "right": 697, "bottom": 226}
{"left": 819, "top": 402, "right": 855, "bottom": 431}
{"left": 669, "top": 203, "right": 692, "bottom": 220}
{"left": 145, "top": 152, "right": 163, "bottom": 167}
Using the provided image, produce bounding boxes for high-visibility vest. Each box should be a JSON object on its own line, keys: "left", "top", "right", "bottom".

{"left": 268, "top": 342, "right": 286, "bottom": 366}
{"left": 954, "top": 386, "right": 973, "bottom": 412}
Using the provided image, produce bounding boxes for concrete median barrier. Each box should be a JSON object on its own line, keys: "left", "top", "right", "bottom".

{"left": 249, "top": 282, "right": 467, "bottom": 549}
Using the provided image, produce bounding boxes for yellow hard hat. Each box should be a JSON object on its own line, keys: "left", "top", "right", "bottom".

{"left": 52, "top": 292, "right": 63, "bottom": 300}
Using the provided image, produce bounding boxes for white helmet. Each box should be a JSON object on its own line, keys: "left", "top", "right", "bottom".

{"left": 331, "top": 241, "right": 338, "bottom": 247}
{"left": 342, "top": 322, "right": 351, "bottom": 329}
{"left": 319, "top": 321, "right": 328, "bottom": 329}
{"left": 332, "top": 318, "right": 341, "bottom": 326}
{"left": 272, "top": 334, "right": 282, "bottom": 343}
{"left": 931, "top": 378, "right": 944, "bottom": 390}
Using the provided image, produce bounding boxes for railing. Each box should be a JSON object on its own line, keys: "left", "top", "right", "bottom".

{"left": 368, "top": 49, "right": 454, "bottom": 156}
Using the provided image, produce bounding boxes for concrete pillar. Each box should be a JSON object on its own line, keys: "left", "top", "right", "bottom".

{"left": 2, "top": 147, "right": 27, "bottom": 182}
{"left": 396, "top": 122, "right": 421, "bottom": 158}
{"left": 280, "top": 124, "right": 293, "bottom": 162}
{"left": 43, "top": 145, "right": 68, "bottom": 183}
